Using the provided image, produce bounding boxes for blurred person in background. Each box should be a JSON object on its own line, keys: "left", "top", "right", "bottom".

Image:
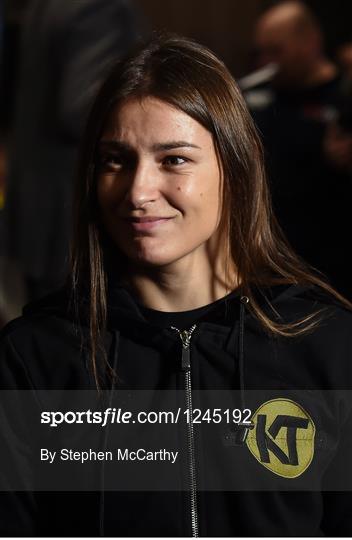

{"left": 253, "top": 1, "right": 336, "bottom": 90}
{"left": 324, "top": 40, "right": 352, "bottom": 176}
{"left": 336, "top": 41, "right": 352, "bottom": 81}
{"left": 1, "top": 0, "right": 143, "bottom": 317}
{"left": 323, "top": 76, "right": 352, "bottom": 176}
{"left": 243, "top": 1, "right": 352, "bottom": 299}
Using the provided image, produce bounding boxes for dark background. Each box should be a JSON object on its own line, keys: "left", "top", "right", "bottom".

{"left": 3, "top": 0, "right": 352, "bottom": 131}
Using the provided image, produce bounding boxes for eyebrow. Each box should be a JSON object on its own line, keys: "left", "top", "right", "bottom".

{"left": 151, "top": 141, "right": 201, "bottom": 151}
{"left": 99, "top": 140, "right": 201, "bottom": 152}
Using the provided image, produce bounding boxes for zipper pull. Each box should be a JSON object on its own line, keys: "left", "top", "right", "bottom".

{"left": 170, "top": 325, "right": 197, "bottom": 371}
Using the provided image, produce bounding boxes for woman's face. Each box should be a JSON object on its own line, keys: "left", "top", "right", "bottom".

{"left": 97, "top": 96, "right": 224, "bottom": 271}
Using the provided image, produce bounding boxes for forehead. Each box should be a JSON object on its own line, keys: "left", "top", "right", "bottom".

{"left": 102, "top": 96, "right": 213, "bottom": 147}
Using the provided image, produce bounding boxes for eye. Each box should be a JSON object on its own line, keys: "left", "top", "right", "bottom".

{"left": 162, "top": 155, "right": 188, "bottom": 167}
{"left": 98, "top": 153, "right": 124, "bottom": 171}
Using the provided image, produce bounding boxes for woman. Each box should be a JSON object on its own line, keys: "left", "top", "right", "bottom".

{"left": 1, "top": 34, "right": 352, "bottom": 537}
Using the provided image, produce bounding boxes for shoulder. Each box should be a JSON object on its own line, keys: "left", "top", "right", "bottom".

{"left": 297, "top": 285, "right": 352, "bottom": 333}
{"left": 0, "top": 288, "right": 82, "bottom": 367}
{"left": 273, "top": 285, "right": 352, "bottom": 386}
{"left": 1, "top": 287, "right": 76, "bottom": 341}
{"left": 270, "top": 284, "right": 352, "bottom": 324}
{"left": 0, "top": 289, "right": 92, "bottom": 389}
{"left": 257, "top": 283, "right": 352, "bottom": 350}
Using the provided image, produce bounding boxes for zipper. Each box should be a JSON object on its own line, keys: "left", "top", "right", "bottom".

{"left": 171, "top": 324, "right": 199, "bottom": 538}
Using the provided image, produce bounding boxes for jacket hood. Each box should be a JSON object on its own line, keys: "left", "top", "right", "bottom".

{"left": 21, "top": 280, "right": 331, "bottom": 357}
{"left": 22, "top": 281, "right": 326, "bottom": 331}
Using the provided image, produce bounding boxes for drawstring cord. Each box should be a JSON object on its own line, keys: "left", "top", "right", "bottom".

{"left": 239, "top": 296, "right": 248, "bottom": 410}
{"left": 99, "top": 329, "right": 120, "bottom": 536}
{"left": 232, "top": 296, "right": 255, "bottom": 444}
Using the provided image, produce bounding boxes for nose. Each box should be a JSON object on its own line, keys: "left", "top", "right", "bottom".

{"left": 124, "top": 159, "right": 159, "bottom": 209}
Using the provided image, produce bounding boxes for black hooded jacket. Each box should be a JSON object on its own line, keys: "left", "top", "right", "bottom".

{"left": 0, "top": 282, "right": 352, "bottom": 536}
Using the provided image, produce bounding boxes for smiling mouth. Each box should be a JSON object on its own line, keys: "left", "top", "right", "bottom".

{"left": 124, "top": 217, "right": 174, "bottom": 232}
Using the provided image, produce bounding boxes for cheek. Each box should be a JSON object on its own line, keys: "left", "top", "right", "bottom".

{"left": 181, "top": 182, "right": 221, "bottom": 230}
{"left": 97, "top": 175, "right": 123, "bottom": 216}
{"left": 97, "top": 176, "right": 111, "bottom": 210}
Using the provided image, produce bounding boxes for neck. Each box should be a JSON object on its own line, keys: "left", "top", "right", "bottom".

{"left": 122, "top": 256, "right": 239, "bottom": 312}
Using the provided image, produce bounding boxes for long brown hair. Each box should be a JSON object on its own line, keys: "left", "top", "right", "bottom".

{"left": 70, "top": 33, "right": 351, "bottom": 386}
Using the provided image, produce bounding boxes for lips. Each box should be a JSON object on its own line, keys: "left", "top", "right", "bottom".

{"left": 124, "top": 216, "right": 174, "bottom": 231}
{"left": 126, "top": 216, "right": 171, "bottom": 223}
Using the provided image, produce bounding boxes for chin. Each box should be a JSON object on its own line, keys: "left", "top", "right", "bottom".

{"left": 129, "top": 255, "right": 178, "bottom": 269}
{"left": 122, "top": 241, "right": 181, "bottom": 269}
